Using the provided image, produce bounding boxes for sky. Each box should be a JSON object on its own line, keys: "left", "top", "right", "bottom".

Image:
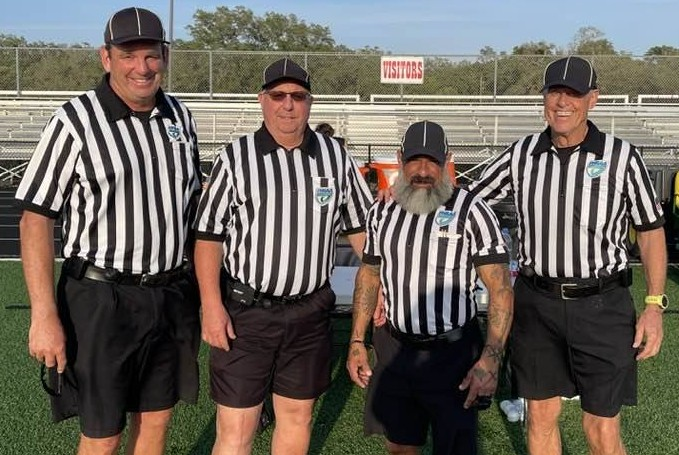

{"left": 1, "top": 0, "right": 677, "bottom": 55}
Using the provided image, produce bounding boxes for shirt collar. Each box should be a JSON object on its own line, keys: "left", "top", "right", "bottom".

{"left": 94, "top": 74, "right": 176, "bottom": 123}
{"left": 532, "top": 120, "right": 605, "bottom": 157}
{"left": 253, "top": 123, "right": 319, "bottom": 157}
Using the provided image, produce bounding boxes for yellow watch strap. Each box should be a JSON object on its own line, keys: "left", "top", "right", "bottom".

{"left": 644, "top": 294, "right": 668, "bottom": 309}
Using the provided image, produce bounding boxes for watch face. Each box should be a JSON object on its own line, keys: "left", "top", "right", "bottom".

{"left": 662, "top": 295, "right": 669, "bottom": 309}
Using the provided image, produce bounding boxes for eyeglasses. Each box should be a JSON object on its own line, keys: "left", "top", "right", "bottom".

{"left": 265, "top": 90, "right": 311, "bottom": 102}
{"left": 40, "top": 363, "right": 63, "bottom": 397}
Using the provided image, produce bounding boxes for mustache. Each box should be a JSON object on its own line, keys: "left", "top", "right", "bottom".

{"left": 410, "top": 176, "right": 436, "bottom": 185}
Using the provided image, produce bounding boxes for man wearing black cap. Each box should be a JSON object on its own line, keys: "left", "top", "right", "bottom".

{"left": 469, "top": 56, "right": 667, "bottom": 455}
{"left": 16, "top": 7, "right": 201, "bottom": 455}
{"left": 347, "top": 121, "right": 514, "bottom": 454}
{"left": 194, "top": 57, "right": 372, "bottom": 454}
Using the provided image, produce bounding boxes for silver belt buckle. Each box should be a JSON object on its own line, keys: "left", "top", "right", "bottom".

{"left": 560, "top": 283, "right": 578, "bottom": 300}
{"left": 139, "top": 273, "right": 151, "bottom": 285}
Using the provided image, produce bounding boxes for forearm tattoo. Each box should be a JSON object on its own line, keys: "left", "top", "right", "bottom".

{"left": 353, "top": 264, "right": 380, "bottom": 317}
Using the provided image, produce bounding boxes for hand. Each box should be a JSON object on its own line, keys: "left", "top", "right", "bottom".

{"left": 372, "top": 292, "right": 386, "bottom": 328}
{"left": 346, "top": 342, "right": 373, "bottom": 388}
{"left": 28, "top": 313, "right": 67, "bottom": 373}
{"left": 375, "top": 186, "right": 394, "bottom": 203}
{"left": 459, "top": 356, "right": 499, "bottom": 409}
{"left": 201, "top": 302, "right": 236, "bottom": 351}
{"left": 633, "top": 305, "right": 664, "bottom": 360}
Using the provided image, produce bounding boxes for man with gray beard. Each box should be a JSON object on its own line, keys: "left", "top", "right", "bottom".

{"left": 347, "top": 121, "right": 514, "bottom": 454}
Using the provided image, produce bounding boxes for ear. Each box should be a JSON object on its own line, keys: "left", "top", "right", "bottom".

{"left": 397, "top": 150, "right": 403, "bottom": 165}
{"left": 99, "top": 46, "right": 111, "bottom": 73}
{"left": 588, "top": 89, "right": 600, "bottom": 110}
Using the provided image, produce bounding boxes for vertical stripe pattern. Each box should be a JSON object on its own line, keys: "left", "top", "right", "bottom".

{"left": 195, "top": 130, "right": 372, "bottom": 296}
{"left": 468, "top": 122, "right": 663, "bottom": 278}
{"left": 15, "top": 88, "right": 201, "bottom": 274}
{"left": 364, "top": 188, "right": 507, "bottom": 335}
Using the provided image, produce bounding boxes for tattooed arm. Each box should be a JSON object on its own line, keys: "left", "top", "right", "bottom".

{"left": 460, "top": 262, "right": 514, "bottom": 408}
{"left": 346, "top": 262, "right": 381, "bottom": 388}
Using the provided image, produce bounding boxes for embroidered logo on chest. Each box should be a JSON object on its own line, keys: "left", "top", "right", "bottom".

{"left": 586, "top": 160, "right": 607, "bottom": 178}
{"left": 435, "top": 210, "right": 456, "bottom": 226}
{"left": 315, "top": 187, "right": 334, "bottom": 206}
{"left": 167, "top": 125, "right": 181, "bottom": 141}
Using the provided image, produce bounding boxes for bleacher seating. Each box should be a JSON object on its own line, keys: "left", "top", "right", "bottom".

{"left": 1, "top": 96, "right": 679, "bottom": 171}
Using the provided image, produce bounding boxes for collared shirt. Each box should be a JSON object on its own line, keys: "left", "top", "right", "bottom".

{"left": 363, "top": 188, "right": 508, "bottom": 335}
{"left": 194, "top": 124, "right": 372, "bottom": 296}
{"left": 15, "top": 75, "right": 202, "bottom": 274}
{"left": 468, "top": 120, "right": 664, "bottom": 279}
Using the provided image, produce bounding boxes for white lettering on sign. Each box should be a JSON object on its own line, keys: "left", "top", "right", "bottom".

{"left": 380, "top": 56, "right": 424, "bottom": 84}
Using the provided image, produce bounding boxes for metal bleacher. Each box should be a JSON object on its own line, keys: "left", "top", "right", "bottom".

{"left": 1, "top": 94, "right": 679, "bottom": 171}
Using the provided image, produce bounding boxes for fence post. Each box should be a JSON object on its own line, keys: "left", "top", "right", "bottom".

{"left": 15, "top": 48, "right": 20, "bottom": 96}
{"left": 493, "top": 57, "right": 498, "bottom": 102}
{"left": 209, "top": 51, "right": 214, "bottom": 99}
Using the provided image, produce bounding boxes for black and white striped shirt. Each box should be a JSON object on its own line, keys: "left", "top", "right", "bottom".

{"left": 363, "top": 188, "right": 508, "bottom": 335}
{"left": 15, "top": 75, "right": 201, "bottom": 274}
{"left": 194, "top": 125, "right": 372, "bottom": 296}
{"left": 468, "top": 121, "right": 664, "bottom": 279}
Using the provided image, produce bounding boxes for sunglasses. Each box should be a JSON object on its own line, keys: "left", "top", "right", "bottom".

{"left": 265, "top": 90, "right": 311, "bottom": 102}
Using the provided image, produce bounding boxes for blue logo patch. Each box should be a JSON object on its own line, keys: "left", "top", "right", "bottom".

{"left": 167, "top": 125, "right": 181, "bottom": 140}
{"left": 435, "top": 210, "right": 455, "bottom": 226}
{"left": 315, "top": 187, "right": 334, "bottom": 206}
{"left": 586, "top": 160, "right": 607, "bottom": 178}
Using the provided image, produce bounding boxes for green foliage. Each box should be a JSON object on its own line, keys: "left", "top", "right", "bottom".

{"left": 183, "top": 6, "right": 338, "bottom": 52}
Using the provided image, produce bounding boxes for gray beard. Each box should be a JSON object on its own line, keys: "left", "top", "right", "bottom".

{"left": 392, "top": 170, "right": 454, "bottom": 215}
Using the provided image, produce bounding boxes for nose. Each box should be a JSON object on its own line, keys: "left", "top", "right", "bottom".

{"left": 135, "top": 56, "right": 151, "bottom": 74}
{"left": 281, "top": 94, "right": 294, "bottom": 109}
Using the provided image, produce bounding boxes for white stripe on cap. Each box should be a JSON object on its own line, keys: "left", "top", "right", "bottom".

{"left": 560, "top": 56, "right": 594, "bottom": 88}
{"left": 422, "top": 121, "right": 428, "bottom": 147}
{"left": 134, "top": 7, "right": 142, "bottom": 36}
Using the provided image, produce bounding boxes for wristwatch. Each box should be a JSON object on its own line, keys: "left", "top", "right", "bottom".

{"left": 644, "top": 294, "right": 668, "bottom": 310}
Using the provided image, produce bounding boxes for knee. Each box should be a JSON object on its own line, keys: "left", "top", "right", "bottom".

{"left": 583, "top": 413, "right": 623, "bottom": 454}
{"left": 79, "top": 433, "right": 122, "bottom": 454}
{"left": 527, "top": 399, "right": 561, "bottom": 432}
{"left": 131, "top": 409, "right": 173, "bottom": 432}
{"left": 385, "top": 441, "right": 420, "bottom": 455}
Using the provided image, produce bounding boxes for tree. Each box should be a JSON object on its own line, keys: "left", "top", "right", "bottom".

{"left": 0, "top": 33, "right": 28, "bottom": 48}
{"left": 477, "top": 46, "right": 497, "bottom": 63}
{"left": 569, "top": 26, "right": 616, "bottom": 55}
{"left": 184, "top": 6, "right": 337, "bottom": 51}
{"left": 512, "top": 41, "right": 556, "bottom": 56}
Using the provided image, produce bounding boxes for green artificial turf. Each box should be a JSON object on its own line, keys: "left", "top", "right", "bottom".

{"left": 1, "top": 262, "right": 678, "bottom": 454}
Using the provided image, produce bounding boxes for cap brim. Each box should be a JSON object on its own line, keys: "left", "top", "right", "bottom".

{"left": 108, "top": 36, "right": 169, "bottom": 45}
{"left": 541, "top": 81, "right": 593, "bottom": 95}
{"left": 402, "top": 148, "right": 445, "bottom": 165}
{"left": 262, "top": 77, "right": 311, "bottom": 91}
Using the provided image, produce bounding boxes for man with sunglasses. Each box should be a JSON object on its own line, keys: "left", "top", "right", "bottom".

{"left": 194, "top": 57, "right": 373, "bottom": 454}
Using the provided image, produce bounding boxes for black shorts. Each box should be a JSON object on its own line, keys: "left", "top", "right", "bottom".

{"left": 364, "top": 322, "right": 482, "bottom": 455}
{"left": 209, "top": 286, "right": 336, "bottom": 408}
{"left": 511, "top": 275, "right": 637, "bottom": 417}
{"left": 51, "top": 269, "right": 201, "bottom": 438}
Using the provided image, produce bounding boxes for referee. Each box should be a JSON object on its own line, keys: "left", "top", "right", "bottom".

{"left": 16, "top": 7, "right": 201, "bottom": 454}
{"left": 468, "top": 56, "right": 667, "bottom": 455}
{"left": 194, "top": 57, "right": 372, "bottom": 454}
{"left": 347, "top": 121, "right": 514, "bottom": 455}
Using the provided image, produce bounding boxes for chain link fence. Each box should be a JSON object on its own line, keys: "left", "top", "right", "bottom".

{"left": 1, "top": 48, "right": 679, "bottom": 100}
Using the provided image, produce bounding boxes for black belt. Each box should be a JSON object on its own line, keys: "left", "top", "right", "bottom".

{"left": 521, "top": 269, "right": 632, "bottom": 300}
{"left": 63, "top": 257, "right": 190, "bottom": 287}
{"left": 385, "top": 322, "right": 465, "bottom": 350}
{"left": 224, "top": 276, "right": 316, "bottom": 309}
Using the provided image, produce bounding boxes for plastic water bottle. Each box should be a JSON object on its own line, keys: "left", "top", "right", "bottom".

{"left": 475, "top": 280, "right": 489, "bottom": 313}
{"left": 501, "top": 227, "right": 519, "bottom": 284}
{"left": 500, "top": 399, "right": 521, "bottom": 423}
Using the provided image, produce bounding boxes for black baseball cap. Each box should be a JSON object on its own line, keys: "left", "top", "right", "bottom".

{"left": 542, "top": 56, "right": 597, "bottom": 95}
{"left": 104, "top": 7, "right": 168, "bottom": 45}
{"left": 262, "top": 58, "right": 311, "bottom": 91}
{"left": 401, "top": 121, "right": 448, "bottom": 166}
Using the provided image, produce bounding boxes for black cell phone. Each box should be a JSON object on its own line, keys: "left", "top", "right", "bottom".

{"left": 471, "top": 395, "right": 493, "bottom": 410}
